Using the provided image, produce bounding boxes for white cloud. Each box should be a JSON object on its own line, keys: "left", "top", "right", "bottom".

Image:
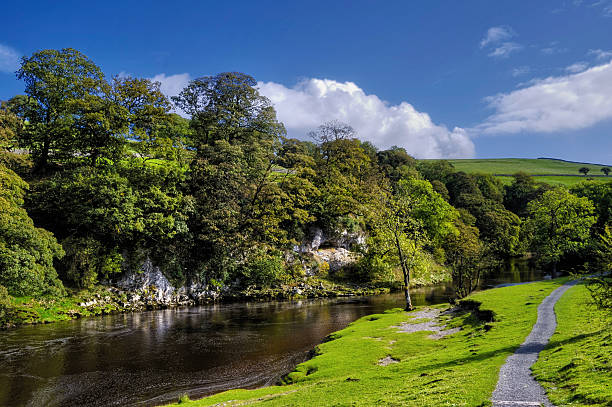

{"left": 258, "top": 78, "right": 474, "bottom": 158}
{"left": 512, "top": 66, "right": 530, "bottom": 77}
{"left": 149, "top": 73, "right": 475, "bottom": 158}
{"left": 149, "top": 72, "right": 191, "bottom": 98}
{"left": 589, "top": 48, "right": 612, "bottom": 60}
{"left": 480, "top": 26, "right": 515, "bottom": 48}
{"left": 489, "top": 42, "right": 522, "bottom": 58}
{"left": 565, "top": 62, "right": 589, "bottom": 73}
{"left": 478, "top": 60, "right": 612, "bottom": 134}
{"left": 0, "top": 43, "right": 20, "bottom": 74}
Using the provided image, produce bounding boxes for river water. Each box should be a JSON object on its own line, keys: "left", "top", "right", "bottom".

{"left": 0, "top": 261, "right": 543, "bottom": 407}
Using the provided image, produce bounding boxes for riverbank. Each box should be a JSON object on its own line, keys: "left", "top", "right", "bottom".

{"left": 0, "top": 278, "right": 401, "bottom": 329}
{"left": 166, "top": 278, "right": 611, "bottom": 406}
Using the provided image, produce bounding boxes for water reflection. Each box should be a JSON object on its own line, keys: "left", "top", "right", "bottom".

{"left": 0, "top": 260, "right": 541, "bottom": 407}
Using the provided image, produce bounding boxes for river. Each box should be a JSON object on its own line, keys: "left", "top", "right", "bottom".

{"left": 0, "top": 260, "right": 543, "bottom": 407}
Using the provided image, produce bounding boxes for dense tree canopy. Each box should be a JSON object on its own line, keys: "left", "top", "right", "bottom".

{"left": 0, "top": 47, "right": 610, "bottom": 309}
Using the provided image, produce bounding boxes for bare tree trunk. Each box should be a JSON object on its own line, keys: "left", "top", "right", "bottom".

{"left": 394, "top": 231, "right": 413, "bottom": 311}
{"left": 551, "top": 262, "right": 557, "bottom": 279}
{"left": 403, "top": 268, "right": 413, "bottom": 311}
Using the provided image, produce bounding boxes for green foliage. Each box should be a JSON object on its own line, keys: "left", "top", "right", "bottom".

{"left": 371, "top": 178, "right": 457, "bottom": 309}
{"left": 417, "top": 159, "right": 455, "bottom": 183}
{"left": 585, "top": 226, "right": 612, "bottom": 310}
{"left": 238, "top": 249, "right": 287, "bottom": 286}
{"left": 0, "top": 164, "right": 64, "bottom": 297}
{"left": 525, "top": 188, "right": 596, "bottom": 272}
{"left": 0, "top": 102, "right": 31, "bottom": 172}
{"left": 578, "top": 166, "right": 590, "bottom": 176}
{"left": 444, "top": 220, "right": 482, "bottom": 298}
{"left": 0, "top": 285, "right": 11, "bottom": 323}
{"left": 570, "top": 180, "right": 612, "bottom": 231}
{"left": 14, "top": 48, "right": 107, "bottom": 172}
{"left": 503, "top": 172, "right": 551, "bottom": 218}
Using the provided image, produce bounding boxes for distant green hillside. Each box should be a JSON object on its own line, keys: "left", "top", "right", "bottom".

{"left": 436, "top": 158, "right": 612, "bottom": 186}
{"left": 446, "top": 158, "right": 610, "bottom": 175}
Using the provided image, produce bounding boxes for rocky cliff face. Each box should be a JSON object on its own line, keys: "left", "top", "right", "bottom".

{"left": 108, "top": 226, "right": 366, "bottom": 306}
{"left": 112, "top": 258, "right": 221, "bottom": 307}
{"left": 296, "top": 227, "right": 365, "bottom": 274}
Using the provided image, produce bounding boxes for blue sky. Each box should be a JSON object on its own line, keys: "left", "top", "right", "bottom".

{"left": 1, "top": 1, "right": 612, "bottom": 162}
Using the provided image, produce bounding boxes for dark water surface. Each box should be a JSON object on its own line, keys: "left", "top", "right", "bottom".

{"left": 0, "top": 260, "right": 542, "bottom": 407}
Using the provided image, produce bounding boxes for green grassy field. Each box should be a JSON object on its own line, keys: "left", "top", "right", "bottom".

{"left": 436, "top": 158, "right": 612, "bottom": 187}
{"left": 533, "top": 283, "right": 611, "bottom": 406}
{"left": 166, "top": 278, "right": 610, "bottom": 407}
{"left": 446, "top": 158, "right": 611, "bottom": 176}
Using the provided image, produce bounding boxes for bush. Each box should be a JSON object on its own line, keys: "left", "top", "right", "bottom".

{"left": 239, "top": 250, "right": 287, "bottom": 287}
{"left": 0, "top": 164, "right": 65, "bottom": 297}
{"left": 59, "top": 236, "right": 123, "bottom": 289}
{"left": 0, "top": 285, "right": 10, "bottom": 323}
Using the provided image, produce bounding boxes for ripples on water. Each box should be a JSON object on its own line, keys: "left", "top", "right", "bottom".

{"left": 0, "top": 260, "right": 542, "bottom": 407}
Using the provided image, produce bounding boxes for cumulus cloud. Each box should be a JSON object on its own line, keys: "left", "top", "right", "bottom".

{"left": 565, "top": 62, "right": 589, "bottom": 73}
{"left": 478, "top": 60, "right": 612, "bottom": 134}
{"left": 257, "top": 78, "right": 474, "bottom": 158}
{"left": 149, "top": 72, "right": 191, "bottom": 98}
{"left": 0, "top": 43, "right": 20, "bottom": 74}
{"left": 480, "top": 26, "right": 515, "bottom": 48}
{"left": 148, "top": 73, "right": 474, "bottom": 158}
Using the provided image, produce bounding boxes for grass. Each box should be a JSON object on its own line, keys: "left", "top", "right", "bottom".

{"left": 435, "top": 158, "right": 612, "bottom": 187}
{"left": 166, "top": 278, "right": 571, "bottom": 406}
{"left": 446, "top": 158, "right": 611, "bottom": 176}
{"left": 532, "top": 283, "right": 611, "bottom": 406}
{"left": 4, "top": 287, "right": 129, "bottom": 326}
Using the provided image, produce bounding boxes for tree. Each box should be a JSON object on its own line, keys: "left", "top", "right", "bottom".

{"left": 0, "top": 102, "right": 30, "bottom": 171}
{"left": 111, "top": 76, "right": 176, "bottom": 162}
{"left": 525, "top": 188, "right": 596, "bottom": 277}
{"left": 14, "top": 48, "right": 106, "bottom": 172}
{"left": 374, "top": 178, "right": 457, "bottom": 310}
{"left": 173, "top": 72, "right": 290, "bottom": 283}
{"left": 579, "top": 166, "right": 590, "bottom": 176}
{"left": 444, "top": 220, "right": 482, "bottom": 299}
{"left": 585, "top": 225, "right": 612, "bottom": 311}
{"left": 601, "top": 167, "right": 611, "bottom": 176}
{"left": 503, "top": 172, "right": 551, "bottom": 218}
{"left": 0, "top": 164, "right": 64, "bottom": 296}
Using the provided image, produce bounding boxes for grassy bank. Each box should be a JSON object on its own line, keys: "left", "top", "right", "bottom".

{"left": 0, "top": 277, "right": 403, "bottom": 329}
{"left": 167, "top": 278, "right": 583, "bottom": 406}
{"left": 533, "top": 283, "right": 611, "bottom": 406}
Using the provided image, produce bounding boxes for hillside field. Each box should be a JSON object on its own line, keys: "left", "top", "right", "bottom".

{"left": 439, "top": 158, "right": 612, "bottom": 186}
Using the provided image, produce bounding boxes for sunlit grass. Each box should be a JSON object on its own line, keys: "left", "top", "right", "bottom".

{"left": 533, "top": 283, "right": 611, "bottom": 406}
{"left": 169, "top": 279, "right": 568, "bottom": 406}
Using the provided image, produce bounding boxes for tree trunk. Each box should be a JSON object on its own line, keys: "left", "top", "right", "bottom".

{"left": 394, "top": 231, "right": 413, "bottom": 311}
{"left": 36, "top": 139, "right": 50, "bottom": 174}
{"left": 551, "top": 262, "right": 557, "bottom": 279}
{"left": 403, "top": 268, "right": 413, "bottom": 311}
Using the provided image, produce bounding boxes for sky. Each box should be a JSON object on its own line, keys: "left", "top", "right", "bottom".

{"left": 1, "top": 0, "right": 612, "bottom": 162}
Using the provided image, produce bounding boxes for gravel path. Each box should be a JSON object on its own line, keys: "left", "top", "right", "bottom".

{"left": 491, "top": 280, "right": 580, "bottom": 407}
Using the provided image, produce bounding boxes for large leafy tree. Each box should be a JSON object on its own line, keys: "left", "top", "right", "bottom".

{"left": 111, "top": 76, "right": 178, "bottom": 162}
{"left": 0, "top": 164, "right": 64, "bottom": 296}
{"left": 13, "top": 48, "right": 107, "bottom": 172}
{"left": 525, "top": 188, "right": 596, "bottom": 276}
{"left": 0, "top": 102, "right": 29, "bottom": 171}
{"left": 173, "top": 72, "right": 289, "bottom": 283}
{"left": 373, "top": 178, "right": 457, "bottom": 310}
